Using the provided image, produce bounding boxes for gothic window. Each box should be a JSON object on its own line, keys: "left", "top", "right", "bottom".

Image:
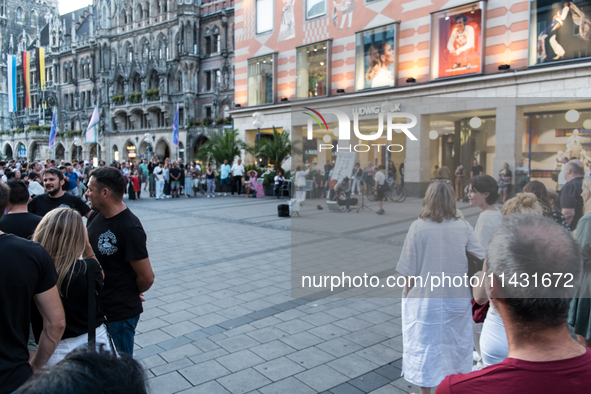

{"left": 145, "top": 2, "right": 150, "bottom": 18}
{"left": 128, "top": 7, "right": 133, "bottom": 23}
{"left": 122, "top": 10, "right": 127, "bottom": 24}
{"left": 16, "top": 7, "right": 23, "bottom": 23}
{"left": 215, "top": 70, "right": 221, "bottom": 87}
{"left": 204, "top": 71, "right": 211, "bottom": 90}
{"left": 30, "top": 11, "right": 36, "bottom": 26}
{"left": 102, "top": 6, "right": 107, "bottom": 28}
{"left": 177, "top": 76, "right": 181, "bottom": 92}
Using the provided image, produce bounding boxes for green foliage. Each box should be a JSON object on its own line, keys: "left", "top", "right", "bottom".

{"left": 255, "top": 127, "right": 301, "bottom": 170}
{"left": 129, "top": 92, "right": 141, "bottom": 102}
{"left": 113, "top": 95, "right": 125, "bottom": 104}
{"left": 42, "top": 125, "right": 51, "bottom": 131}
{"left": 146, "top": 89, "right": 160, "bottom": 100}
{"left": 201, "top": 118, "right": 213, "bottom": 126}
{"left": 195, "top": 128, "right": 251, "bottom": 166}
{"left": 224, "top": 116, "right": 233, "bottom": 125}
{"left": 215, "top": 118, "right": 224, "bottom": 125}
{"left": 244, "top": 164, "right": 262, "bottom": 177}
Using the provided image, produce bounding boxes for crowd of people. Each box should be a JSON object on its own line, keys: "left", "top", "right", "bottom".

{"left": 397, "top": 160, "right": 591, "bottom": 392}
{"left": 0, "top": 162, "right": 154, "bottom": 394}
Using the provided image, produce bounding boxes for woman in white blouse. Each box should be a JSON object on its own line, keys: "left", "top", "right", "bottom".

{"left": 397, "top": 181, "right": 485, "bottom": 394}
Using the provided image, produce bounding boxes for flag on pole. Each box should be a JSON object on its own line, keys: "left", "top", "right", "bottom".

{"left": 36, "top": 47, "right": 46, "bottom": 92}
{"left": 7, "top": 55, "right": 16, "bottom": 112}
{"left": 172, "top": 105, "right": 179, "bottom": 147}
{"left": 48, "top": 111, "right": 57, "bottom": 149}
{"left": 85, "top": 107, "right": 100, "bottom": 144}
{"left": 22, "top": 51, "right": 31, "bottom": 108}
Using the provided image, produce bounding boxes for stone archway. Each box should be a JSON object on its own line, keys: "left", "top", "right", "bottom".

{"left": 55, "top": 143, "right": 65, "bottom": 161}
{"left": 2, "top": 143, "right": 13, "bottom": 160}
{"left": 155, "top": 138, "right": 170, "bottom": 160}
{"left": 192, "top": 135, "right": 209, "bottom": 161}
{"left": 138, "top": 140, "right": 153, "bottom": 160}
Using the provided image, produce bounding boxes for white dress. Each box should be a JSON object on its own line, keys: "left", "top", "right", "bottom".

{"left": 371, "top": 67, "right": 394, "bottom": 88}
{"left": 397, "top": 218, "right": 485, "bottom": 388}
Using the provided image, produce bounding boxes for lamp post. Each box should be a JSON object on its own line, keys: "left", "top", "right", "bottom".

{"left": 73, "top": 137, "right": 82, "bottom": 162}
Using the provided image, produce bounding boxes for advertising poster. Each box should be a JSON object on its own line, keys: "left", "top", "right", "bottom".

{"left": 355, "top": 24, "right": 397, "bottom": 90}
{"left": 532, "top": 0, "right": 591, "bottom": 65}
{"left": 432, "top": 8, "right": 482, "bottom": 79}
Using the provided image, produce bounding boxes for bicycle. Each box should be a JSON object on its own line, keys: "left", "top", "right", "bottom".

{"left": 385, "top": 177, "right": 407, "bottom": 203}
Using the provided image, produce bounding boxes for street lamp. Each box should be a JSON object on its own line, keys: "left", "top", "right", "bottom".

{"left": 73, "top": 137, "right": 82, "bottom": 161}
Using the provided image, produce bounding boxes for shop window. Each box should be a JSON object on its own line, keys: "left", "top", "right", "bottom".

{"left": 306, "top": 0, "right": 326, "bottom": 20}
{"left": 296, "top": 41, "right": 329, "bottom": 98}
{"left": 355, "top": 24, "right": 397, "bottom": 91}
{"left": 529, "top": 0, "right": 591, "bottom": 66}
{"left": 256, "top": 0, "right": 273, "bottom": 34}
{"left": 430, "top": 2, "right": 485, "bottom": 80}
{"left": 247, "top": 54, "right": 274, "bottom": 106}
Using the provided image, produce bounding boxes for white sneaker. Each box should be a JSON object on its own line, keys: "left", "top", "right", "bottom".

{"left": 224, "top": 193, "right": 227, "bottom": 196}
{"left": 207, "top": 195, "right": 211, "bottom": 198}
{"left": 212, "top": 195, "right": 215, "bottom": 198}
{"left": 217, "top": 193, "right": 221, "bottom": 196}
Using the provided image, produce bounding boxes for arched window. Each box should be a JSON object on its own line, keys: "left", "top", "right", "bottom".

{"left": 16, "top": 7, "right": 23, "bottom": 23}
{"left": 30, "top": 11, "right": 36, "bottom": 26}
{"left": 102, "top": 6, "right": 107, "bottom": 28}
{"left": 122, "top": 10, "right": 127, "bottom": 25}
{"left": 145, "top": 2, "right": 150, "bottom": 18}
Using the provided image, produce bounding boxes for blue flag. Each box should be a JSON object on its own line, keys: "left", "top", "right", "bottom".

{"left": 48, "top": 112, "right": 57, "bottom": 148}
{"left": 172, "top": 106, "right": 179, "bottom": 147}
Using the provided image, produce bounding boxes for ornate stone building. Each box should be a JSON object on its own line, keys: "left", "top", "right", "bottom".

{"left": 0, "top": 0, "right": 235, "bottom": 163}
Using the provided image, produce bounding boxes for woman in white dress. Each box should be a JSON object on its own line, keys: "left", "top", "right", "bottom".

{"left": 397, "top": 181, "right": 485, "bottom": 394}
{"left": 365, "top": 43, "right": 395, "bottom": 88}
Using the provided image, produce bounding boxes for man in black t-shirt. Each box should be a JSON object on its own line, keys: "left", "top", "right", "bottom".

{"left": 28, "top": 168, "right": 91, "bottom": 218}
{"left": 85, "top": 167, "right": 155, "bottom": 356}
{"left": 0, "top": 180, "right": 42, "bottom": 239}
{"left": 0, "top": 182, "right": 66, "bottom": 394}
{"left": 560, "top": 160, "right": 585, "bottom": 230}
{"left": 169, "top": 162, "right": 181, "bottom": 198}
{"left": 471, "top": 159, "right": 484, "bottom": 178}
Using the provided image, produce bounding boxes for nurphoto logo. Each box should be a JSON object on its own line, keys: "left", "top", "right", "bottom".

{"left": 303, "top": 103, "right": 418, "bottom": 153}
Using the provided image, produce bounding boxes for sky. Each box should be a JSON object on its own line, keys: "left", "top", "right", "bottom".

{"left": 59, "top": 0, "right": 93, "bottom": 15}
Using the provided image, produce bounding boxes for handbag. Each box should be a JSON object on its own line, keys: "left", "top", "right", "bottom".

{"left": 466, "top": 251, "right": 484, "bottom": 278}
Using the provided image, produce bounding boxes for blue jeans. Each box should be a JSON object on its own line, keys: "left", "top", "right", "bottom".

{"left": 106, "top": 315, "right": 139, "bottom": 356}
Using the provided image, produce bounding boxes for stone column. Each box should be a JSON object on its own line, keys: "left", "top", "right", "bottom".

{"left": 494, "top": 102, "right": 524, "bottom": 193}
{"left": 404, "top": 113, "right": 433, "bottom": 197}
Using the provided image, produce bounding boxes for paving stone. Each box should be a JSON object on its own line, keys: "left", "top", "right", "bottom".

{"left": 349, "top": 372, "right": 391, "bottom": 392}
{"left": 216, "top": 349, "right": 266, "bottom": 373}
{"left": 158, "top": 336, "right": 194, "bottom": 351}
{"left": 368, "top": 383, "right": 409, "bottom": 394}
{"left": 301, "top": 312, "right": 340, "bottom": 326}
{"left": 316, "top": 338, "right": 364, "bottom": 358}
{"left": 134, "top": 345, "right": 165, "bottom": 360}
{"left": 216, "top": 334, "right": 261, "bottom": 353}
{"left": 179, "top": 360, "right": 231, "bottom": 386}
{"left": 327, "top": 354, "right": 380, "bottom": 379}
{"left": 254, "top": 357, "right": 306, "bottom": 382}
{"left": 294, "top": 365, "right": 350, "bottom": 393}
{"left": 151, "top": 358, "right": 195, "bottom": 376}
{"left": 286, "top": 347, "right": 335, "bottom": 369}
{"left": 245, "top": 326, "right": 289, "bottom": 343}
{"left": 217, "top": 316, "right": 255, "bottom": 330}
{"left": 138, "top": 317, "right": 171, "bottom": 333}
{"left": 390, "top": 377, "right": 425, "bottom": 394}
{"left": 333, "top": 317, "right": 374, "bottom": 332}
{"left": 329, "top": 383, "right": 365, "bottom": 394}
{"left": 373, "top": 364, "right": 402, "bottom": 381}
{"left": 147, "top": 371, "right": 192, "bottom": 394}
{"left": 140, "top": 354, "right": 167, "bottom": 370}
{"left": 193, "top": 338, "right": 222, "bottom": 352}
{"left": 177, "top": 381, "right": 231, "bottom": 394}
{"left": 343, "top": 330, "right": 389, "bottom": 348}
{"left": 160, "top": 310, "right": 198, "bottom": 325}
{"left": 161, "top": 321, "right": 201, "bottom": 338}
{"left": 279, "top": 332, "right": 323, "bottom": 350}
{"left": 159, "top": 343, "right": 203, "bottom": 363}
{"left": 135, "top": 330, "right": 175, "bottom": 348}
{"left": 216, "top": 368, "right": 273, "bottom": 394}
{"left": 189, "top": 348, "right": 230, "bottom": 364}
{"left": 250, "top": 340, "right": 298, "bottom": 361}
{"left": 357, "top": 344, "right": 402, "bottom": 366}
{"left": 258, "top": 377, "right": 317, "bottom": 394}
{"left": 308, "top": 323, "right": 351, "bottom": 341}
{"left": 275, "top": 319, "right": 315, "bottom": 335}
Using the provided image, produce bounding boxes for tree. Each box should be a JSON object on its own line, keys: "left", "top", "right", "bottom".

{"left": 196, "top": 128, "right": 250, "bottom": 165}
{"left": 256, "top": 127, "right": 301, "bottom": 169}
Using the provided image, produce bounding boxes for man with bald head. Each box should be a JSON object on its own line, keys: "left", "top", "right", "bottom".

{"left": 561, "top": 159, "right": 585, "bottom": 230}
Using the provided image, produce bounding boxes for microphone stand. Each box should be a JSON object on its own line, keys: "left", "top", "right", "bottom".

{"left": 356, "top": 180, "right": 372, "bottom": 213}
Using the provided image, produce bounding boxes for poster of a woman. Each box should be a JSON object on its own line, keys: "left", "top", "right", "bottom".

{"left": 356, "top": 25, "right": 396, "bottom": 90}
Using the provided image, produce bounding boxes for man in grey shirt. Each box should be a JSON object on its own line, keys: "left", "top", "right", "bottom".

{"left": 334, "top": 177, "right": 353, "bottom": 211}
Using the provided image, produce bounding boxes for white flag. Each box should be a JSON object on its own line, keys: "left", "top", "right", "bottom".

{"left": 85, "top": 107, "right": 100, "bottom": 144}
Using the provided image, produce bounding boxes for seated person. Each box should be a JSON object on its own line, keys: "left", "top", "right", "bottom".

{"left": 438, "top": 214, "right": 591, "bottom": 393}
{"left": 334, "top": 177, "right": 353, "bottom": 211}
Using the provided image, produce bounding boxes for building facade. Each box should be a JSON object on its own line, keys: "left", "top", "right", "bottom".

{"left": 231, "top": 0, "right": 591, "bottom": 196}
{"left": 0, "top": 0, "right": 235, "bottom": 164}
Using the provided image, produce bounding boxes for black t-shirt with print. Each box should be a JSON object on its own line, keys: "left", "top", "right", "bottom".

{"left": 0, "top": 212, "right": 42, "bottom": 239}
{"left": 0, "top": 234, "right": 56, "bottom": 394}
{"left": 28, "top": 193, "right": 91, "bottom": 218}
{"left": 87, "top": 209, "right": 149, "bottom": 322}
{"left": 472, "top": 165, "right": 484, "bottom": 177}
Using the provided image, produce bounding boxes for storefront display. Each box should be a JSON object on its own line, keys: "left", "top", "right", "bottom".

{"left": 530, "top": 0, "right": 591, "bottom": 66}
{"left": 247, "top": 55, "right": 275, "bottom": 106}
{"left": 430, "top": 2, "right": 484, "bottom": 80}
{"left": 355, "top": 24, "right": 398, "bottom": 91}
{"left": 296, "top": 42, "right": 329, "bottom": 99}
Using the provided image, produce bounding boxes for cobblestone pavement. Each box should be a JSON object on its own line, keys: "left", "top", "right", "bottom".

{"left": 125, "top": 193, "right": 480, "bottom": 394}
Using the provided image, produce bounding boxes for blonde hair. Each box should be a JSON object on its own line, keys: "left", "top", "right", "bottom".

{"left": 365, "top": 45, "right": 382, "bottom": 81}
{"left": 501, "top": 193, "right": 544, "bottom": 217}
{"left": 33, "top": 208, "right": 86, "bottom": 297}
{"left": 582, "top": 176, "right": 591, "bottom": 216}
{"left": 419, "top": 181, "right": 457, "bottom": 223}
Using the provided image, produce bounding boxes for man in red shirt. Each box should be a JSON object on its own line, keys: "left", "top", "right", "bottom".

{"left": 438, "top": 214, "right": 591, "bottom": 393}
